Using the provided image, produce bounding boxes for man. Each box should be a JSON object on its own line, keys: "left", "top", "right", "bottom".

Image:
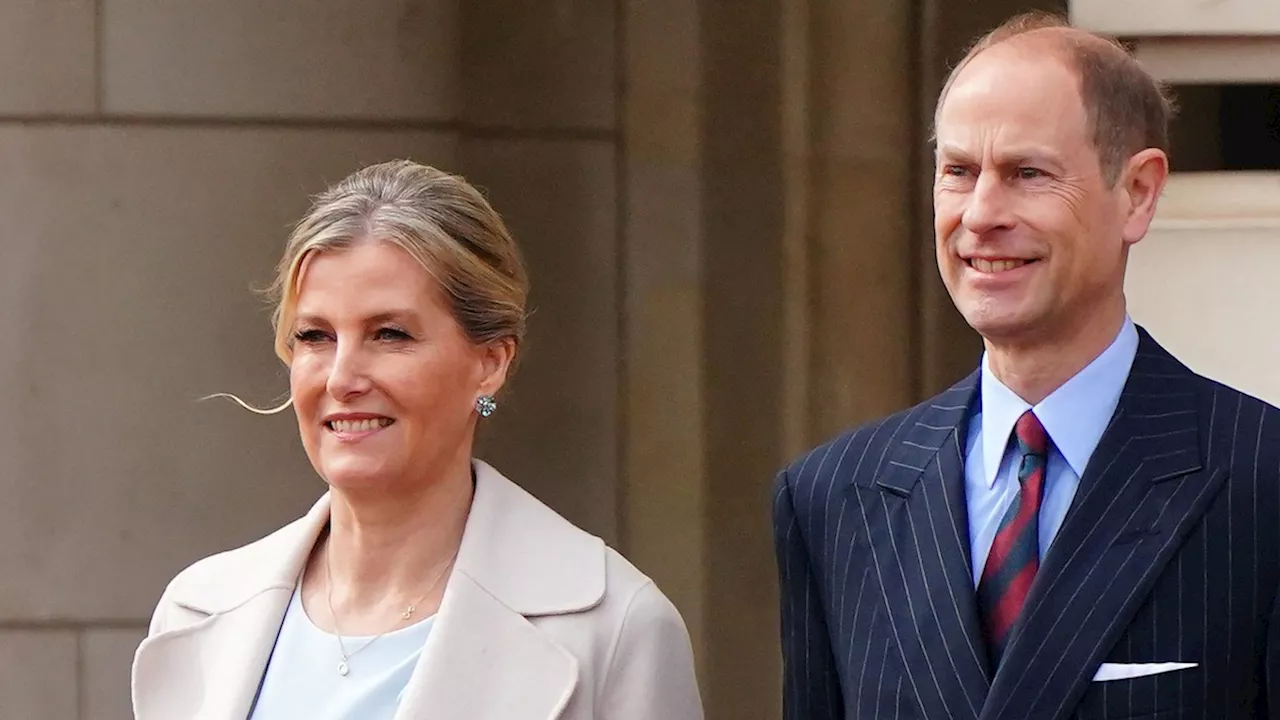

{"left": 773, "top": 12, "right": 1280, "bottom": 720}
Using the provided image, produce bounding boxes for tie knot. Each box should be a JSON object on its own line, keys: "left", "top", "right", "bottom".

{"left": 1015, "top": 410, "right": 1048, "bottom": 456}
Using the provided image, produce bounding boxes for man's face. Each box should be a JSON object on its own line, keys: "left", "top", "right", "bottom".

{"left": 933, "top": 43, "right": 1133, "bottom": 348}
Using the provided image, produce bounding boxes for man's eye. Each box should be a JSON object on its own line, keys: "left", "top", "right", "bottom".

{"left": 1017, "top": 167, "right": 1045, "bottom": 179}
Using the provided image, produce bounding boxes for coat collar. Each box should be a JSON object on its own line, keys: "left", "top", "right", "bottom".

{"left": 452, "top": 460, "right": 606, "bottom": 616}
{"left": 134, "top": 460, "right": 601, "bottom": 720}
{"left": 166, "top": 459, "right": 607, "bottom": 618}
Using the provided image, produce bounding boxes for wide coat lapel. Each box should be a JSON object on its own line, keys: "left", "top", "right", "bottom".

{"left": 393, "top": 460, "right": 604, "bottom": 719}
{"left": 133, "top": 461, "right": 603, "bottom": 720}
{"left": 393, "top": 572, "right": 580, "bottom": 718}
{"left": 131, "top": 592, "right": 292, "bottom": 719}
{"left": 980, "top": 331, "right": 1226, "bottom": 720}
{"left": 131, "top": 498, "right": 329, "bottom": 720}
{"left": 862, "top": 371, "right": 990, "bottom": 720}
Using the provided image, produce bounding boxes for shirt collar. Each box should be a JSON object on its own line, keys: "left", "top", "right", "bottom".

{"left": 979, "top": 315, "right": 1139, "bottom": 488}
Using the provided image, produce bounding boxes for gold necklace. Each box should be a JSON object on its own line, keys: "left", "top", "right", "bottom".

{"left": 323, "top": 545, "right": 457, "bottom": 677}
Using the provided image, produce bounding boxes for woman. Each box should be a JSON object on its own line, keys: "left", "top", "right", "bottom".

{"left": 131, "top": 161, "right": 704, "bottom": 719}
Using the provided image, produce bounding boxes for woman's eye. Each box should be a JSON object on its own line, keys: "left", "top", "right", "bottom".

{"left": 293, "top": 329, "right": 330, "bottom": 344}
{"left": 374, "top": 327, "right": 412, "bottom": 341}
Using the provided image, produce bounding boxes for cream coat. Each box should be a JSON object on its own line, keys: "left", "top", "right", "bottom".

{"left": 131, "top": 461, "right": 704, "bottom": 719}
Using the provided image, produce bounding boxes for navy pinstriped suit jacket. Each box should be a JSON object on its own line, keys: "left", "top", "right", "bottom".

{"left": 773, "top": 328, "right": 1280, "bottom": 720}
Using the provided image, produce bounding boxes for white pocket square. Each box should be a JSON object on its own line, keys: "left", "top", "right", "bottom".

{"left": 1092, "top": 662, "right": 1198, "bottom": 682}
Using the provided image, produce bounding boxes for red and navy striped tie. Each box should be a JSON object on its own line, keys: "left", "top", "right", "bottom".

{"left": 978, "top": 409, "right": 1049, "bottom": 667}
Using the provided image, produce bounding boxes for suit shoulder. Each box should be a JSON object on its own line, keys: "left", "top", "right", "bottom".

{"left": 778, "top": 397, "right": 940, "bottom": 494}
{"left": 1192, "top": 372, "right": 1280, "bottom": 420}
{"left": 1141, "top": 333, "right": 1280, "bottom": 446}
{"left": 1187, "top": 373, "right": 1280, "bottom": 463}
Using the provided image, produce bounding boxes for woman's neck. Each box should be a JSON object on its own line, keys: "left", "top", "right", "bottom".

{"left": 313, "top": 455, "right": 474, "bottom": 628}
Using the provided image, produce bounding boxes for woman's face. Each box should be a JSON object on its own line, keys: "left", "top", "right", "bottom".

{"left": 287, "top": 241, "right": 510, "bottom": 492}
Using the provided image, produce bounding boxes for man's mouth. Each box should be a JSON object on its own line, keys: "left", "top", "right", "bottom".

{"left": 968, "top": 258, "right": 1033, "bottom": 273}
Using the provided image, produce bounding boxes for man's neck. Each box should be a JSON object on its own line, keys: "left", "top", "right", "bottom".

{"left": 985, "top": 306, "right": 1127, "bottom": 405}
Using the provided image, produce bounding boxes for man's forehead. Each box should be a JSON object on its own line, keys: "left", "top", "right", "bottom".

{"left": 933, "top": 54, "right": 1092, "bottom": 164}
{"left": 952, "top": 40, "right": 1076, "bottom": 91}
{"left": 932, "top": 142, "right": 1083, "bottom": 177}
{"left": 938, "top": 48, "right": 1083, "bottom": 124}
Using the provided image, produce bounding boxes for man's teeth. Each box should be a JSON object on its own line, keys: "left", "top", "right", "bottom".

{"left": 329, "top": 418, "right": 393, "bottom": 433}
{"left": 971, "top": 258, "right": 1028, "bottom": 273}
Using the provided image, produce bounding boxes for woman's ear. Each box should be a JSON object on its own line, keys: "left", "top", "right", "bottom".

{"left": 476, "top": 337, "right": 516, "bottom": 399}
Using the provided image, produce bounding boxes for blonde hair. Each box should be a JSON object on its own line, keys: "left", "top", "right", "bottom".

{"left": 207, "top": 160, "right": 529, "bottom": 414}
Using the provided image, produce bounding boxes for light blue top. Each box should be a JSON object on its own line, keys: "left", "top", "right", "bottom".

{"left": 963, "top": 315, "right": 1139, "bottom": 586}
{"left": 248, "top": 586, "right": 435, "bottom": 719}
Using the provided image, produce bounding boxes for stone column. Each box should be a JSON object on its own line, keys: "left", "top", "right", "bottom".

{"left": 1, "top": 1, "right": 632, "bottom": 717}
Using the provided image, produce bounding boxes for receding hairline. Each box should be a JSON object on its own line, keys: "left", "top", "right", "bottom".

{"left": 938, "top": 27, "right": 1114, "bottom": 114}
{"left": 999, "top": 24, "right": 1128, "bottom": 55}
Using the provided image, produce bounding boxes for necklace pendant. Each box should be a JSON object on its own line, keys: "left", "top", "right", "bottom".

{"left": 403, "top": 605, "right": 414, "bottom": 620}
{"left": 337, "top": 660, "right": 349, "bottom": 676}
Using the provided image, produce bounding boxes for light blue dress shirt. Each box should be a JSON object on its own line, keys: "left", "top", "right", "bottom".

{"left": 964, "top": 316, "right": 1139, "bottom": 586}
{"left": 248, "top": 586, "right": 435, "bottom": 719}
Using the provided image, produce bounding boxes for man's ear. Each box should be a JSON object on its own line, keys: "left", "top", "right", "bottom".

{"left": 1120, "top": 148, "right": 1170, "bottom": 246}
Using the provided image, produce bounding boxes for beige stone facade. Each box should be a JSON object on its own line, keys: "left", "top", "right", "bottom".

{"left": 4, "top": 3, "right": 621, "bottom": 717}
{"left": 17, "top": 0, "right": 1274, "bottom": 718}
{"left": 1070, "top": 0, "right": 1280, "bottom": 407}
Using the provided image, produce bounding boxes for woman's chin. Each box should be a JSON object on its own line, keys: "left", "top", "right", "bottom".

{"left": 318, "top": 459, "right": 399, "bottom": 491}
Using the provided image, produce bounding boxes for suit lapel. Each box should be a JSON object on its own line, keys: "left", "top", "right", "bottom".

{"left": 863, "top": 371, "right": 989, "bottom": 720}
{"left": 980, "top": 333, "right": 1225, "bottom": 720}
{"left": 394, "top": 572, "right": 579, "bottom": 719}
